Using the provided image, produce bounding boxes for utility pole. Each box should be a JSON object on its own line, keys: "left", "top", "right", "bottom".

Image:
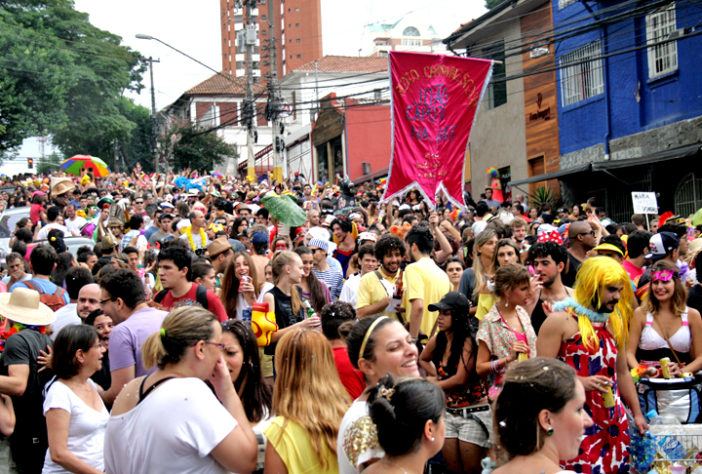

{"left": 244, "top": 0, "right": 256, "bottom": 182}
{"left": 147, "top": 57, "right": 161, "bottom": 173}
{"left": 268, "top": 0, "right": 283, "bottom": 183}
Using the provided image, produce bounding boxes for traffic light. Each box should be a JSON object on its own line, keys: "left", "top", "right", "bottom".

{"left": 27, "top": 158, "right": 33, "bottom": 169}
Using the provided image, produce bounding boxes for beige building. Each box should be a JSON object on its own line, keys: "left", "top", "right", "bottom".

{"left": 445, "top": 3, "right": 538, "bottom": 201}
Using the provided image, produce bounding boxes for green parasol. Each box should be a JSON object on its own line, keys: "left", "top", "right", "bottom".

{"left": 261, "top": 192, "right": 307, "bottom": 227}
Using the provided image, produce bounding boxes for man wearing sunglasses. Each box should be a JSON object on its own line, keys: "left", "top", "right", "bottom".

{"left": 562, "top": 220, "right": 598, "bottom": 287}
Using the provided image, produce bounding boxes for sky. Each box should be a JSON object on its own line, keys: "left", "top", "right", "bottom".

{"left": 72, "top": 0, "right": 487, "bottom": 110}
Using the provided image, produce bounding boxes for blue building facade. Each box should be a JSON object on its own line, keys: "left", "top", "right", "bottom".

{"left": 549, "top": 0, "right": 702, "bottom": 221}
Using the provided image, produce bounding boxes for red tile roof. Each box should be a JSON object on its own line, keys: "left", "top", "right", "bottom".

{"left": 185, "top": 73, "right": 267, "bottom": 96}
{"left": 294, "top": 55, "right": 388, "bottom": 73}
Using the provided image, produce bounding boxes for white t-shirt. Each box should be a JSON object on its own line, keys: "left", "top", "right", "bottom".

{"left": 339, "top": 273, "right": 362, "bottom": 306}
{"left": 50, "top": 303, "right": 81, "bottom": 341}
{"left": 37, "top": 223, "right": 69, "bottom": 241}
{"left": 42, "top": 379, "right": 109, "bottom": 473}
{"left": 180, "top": 230, "right": 209, "bottom": 250}
{"left": 65, "top": 216, "right": 87, "bottom": 235}
{"left": 337, "top": 399, "right": 384, "bottom": 474}
{"left": 104, "top": 377, "right": 237, "bottom": 474}
{"left": 1, "top": 273, "right": 31, "bottom": 286}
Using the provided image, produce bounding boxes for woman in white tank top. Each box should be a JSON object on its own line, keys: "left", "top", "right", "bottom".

{"left": 627, "top": 260, "right": 702, "bottom": 377}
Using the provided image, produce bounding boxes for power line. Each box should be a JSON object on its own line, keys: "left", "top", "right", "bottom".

{"left": 448, "top": 0, "right": 673, "bottom": 55}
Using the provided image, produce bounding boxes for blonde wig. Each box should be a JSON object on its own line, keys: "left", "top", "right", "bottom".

{"left": 572, "top": 256, "right": 633, "bottom": 352}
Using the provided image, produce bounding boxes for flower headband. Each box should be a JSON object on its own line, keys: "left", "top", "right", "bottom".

{"left": 651, "top": 269, "right": 676, "bottom": 282}
{"left": 537, "top": 230, "right": 563, "bottom": 245}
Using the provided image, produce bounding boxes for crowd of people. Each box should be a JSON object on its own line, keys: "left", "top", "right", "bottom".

{"left": 0, "top": 168, "right": 700, "bottom": 473}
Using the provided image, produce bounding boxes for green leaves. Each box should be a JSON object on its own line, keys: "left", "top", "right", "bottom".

{"left": 0, "top": 0, "right": 147, "bottom": 165}
{"left": 528, "top": 184, "right": 557, "bottom": 210}
{"left": 162, "top": 122, "right": 238, "bottom": 173}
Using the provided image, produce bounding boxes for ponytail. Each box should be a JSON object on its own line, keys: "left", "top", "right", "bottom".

{"left": 367, "top": 375, "right": 444, "bottom": 456}
{"left": 142, "top": 306, "right": 217, "bottom": 370}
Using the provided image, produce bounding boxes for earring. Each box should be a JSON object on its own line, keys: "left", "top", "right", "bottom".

{"left": 546, "top": 428, "right": 554, "bottom": 436}
{"left": 431, "top": 437, "right": 435, "bottom": 442}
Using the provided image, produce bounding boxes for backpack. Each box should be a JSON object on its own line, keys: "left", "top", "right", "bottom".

{"left": 21, "top": 280, "right": 67, "bottom": 311}
{"left": 154, "top": 285, "right": 209, "bottom": 310}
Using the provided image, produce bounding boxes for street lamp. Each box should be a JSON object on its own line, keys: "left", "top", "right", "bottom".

{"left": 135, "top": 33, "right": 248, "bottom": 176}
{"left": 136, "top": 34, "right": 224, "bottom": 78}
{"left": 136, "top": 33, "right": 228, "bottom": 174}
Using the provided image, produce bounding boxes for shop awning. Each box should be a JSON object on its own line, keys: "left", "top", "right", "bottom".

{"left": 592, "top": 143, "right": 701, "bottom": 171}
{"left": 509, "top": 142, "right": 701, "bottom": 187}
{"left": 508, "top": 163, "right": 591, "bottom": 186}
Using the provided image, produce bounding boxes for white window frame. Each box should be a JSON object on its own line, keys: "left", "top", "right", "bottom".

{"left": 558, "top": 0, "right": 576, "bottom": 9}
{"left": 559, "top": 40, "right": 604, "bottom": 107}
{"left": 646, "top": 4, "right": 678, "bottom": 79}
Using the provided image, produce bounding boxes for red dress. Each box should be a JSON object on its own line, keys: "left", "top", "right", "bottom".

{"left": 558, "top": 318, "right": 630, "bottom": 473}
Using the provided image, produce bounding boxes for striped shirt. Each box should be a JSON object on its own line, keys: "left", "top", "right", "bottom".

{"left": 313, "top": 267, "right": 344, "bottom": 300}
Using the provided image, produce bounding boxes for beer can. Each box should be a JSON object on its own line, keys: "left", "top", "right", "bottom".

{"left": 517, "top": 352, "right": 529, "bottom": 362}
{"left": 238, "top": 275, "right": 251, "bottom": 292}
{"left": 601, "top": 385, "right": 615, "bottom": 408}
{"left": 660, "top": 357, "right": 672, "bottom": 379}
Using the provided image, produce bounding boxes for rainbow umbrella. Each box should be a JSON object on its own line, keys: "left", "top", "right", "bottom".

{"left": 60, "top": 155, "right": 110, "bottom": 177}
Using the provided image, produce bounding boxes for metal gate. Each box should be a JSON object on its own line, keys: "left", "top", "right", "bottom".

{"left": 674, "top": 173, "right": 702, "bottom": 218}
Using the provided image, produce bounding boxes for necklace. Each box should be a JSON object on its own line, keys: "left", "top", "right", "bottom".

{"left": 553, "top": 297, "right": 610, "bottom": 323}
{"left": 185, "top": 226, "right": 206, "bottom": 251}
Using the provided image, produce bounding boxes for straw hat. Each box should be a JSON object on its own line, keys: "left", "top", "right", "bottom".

{"left": 50, "top": 177, "right": 76, "bottom": 196}
{"left": 688, "top": 238, "right": 702, "bottom": 261}
{"left": 0, "top": 288, "right": 56, "bottom": 326}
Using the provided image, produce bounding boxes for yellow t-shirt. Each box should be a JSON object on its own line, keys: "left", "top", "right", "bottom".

{"left": 356, "top": 269, "right": 400, "bottom": 318}
{"left": 265, "top": 417, "right": 339, "bottom": 474}
{"left": 402, "top": 257, "right": 451, "bottom": 336}
{"left": 475, "top": 293, "right": 496, "bottom": 320}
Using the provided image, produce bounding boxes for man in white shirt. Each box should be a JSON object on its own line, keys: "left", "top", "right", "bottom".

{"left": 180, "top": 210, "right": 209, "bottom": 255}
{"left": 63, "top": 204, "right": 86, "bottom": 235}
{"left": 339, "top": 245, "right": 378, "bottom": 306}
{"left": 51, "top": 267, "right": 94, "bottom": 340}
{"left": 36, "top": 206, "right": 72, "bottom": 240}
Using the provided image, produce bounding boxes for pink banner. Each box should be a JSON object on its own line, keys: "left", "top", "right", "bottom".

{"left": 382, "top": 51, "right": 493, "bottom": 208}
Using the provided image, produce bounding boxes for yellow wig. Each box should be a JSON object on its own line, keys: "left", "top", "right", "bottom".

{"left": 572, "top": 256, "right": 633, "bottom": 352}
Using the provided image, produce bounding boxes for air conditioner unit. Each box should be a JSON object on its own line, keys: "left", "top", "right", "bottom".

{"left": 362, "top": 162, "right": 371, "bottom": 175}
{"left": 246, "top": 25, "right": 257, "bottom": 44}
{"left": 667, "top": 28, "right": 688, "bottom": 40}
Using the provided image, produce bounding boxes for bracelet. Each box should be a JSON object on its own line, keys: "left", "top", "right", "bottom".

{"left": 490, "top": 359, "right": 499, "bottom": 374}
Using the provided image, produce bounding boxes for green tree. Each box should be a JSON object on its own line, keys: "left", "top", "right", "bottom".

{"left": 485, "top": 0, "right": 506, "bottom": 9}
{"left": 162, "top": 122, "right": 238, "bottom": 173}
{"left": 37, "top": 151, "right": 61, "bottom": 175}
{"left": 55, "top": 97, "right": 153, "bottom": 172}
{"left": 0, "top": 0, "right": 146, "bottom": 162}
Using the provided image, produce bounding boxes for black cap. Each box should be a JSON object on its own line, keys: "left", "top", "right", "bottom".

{"left": 428, "top": 292, "right": 471, "bottom": 313}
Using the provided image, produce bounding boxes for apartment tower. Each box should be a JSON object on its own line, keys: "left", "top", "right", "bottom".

{"left": 220, "top": 0, "right": 323, "bottom": 81}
